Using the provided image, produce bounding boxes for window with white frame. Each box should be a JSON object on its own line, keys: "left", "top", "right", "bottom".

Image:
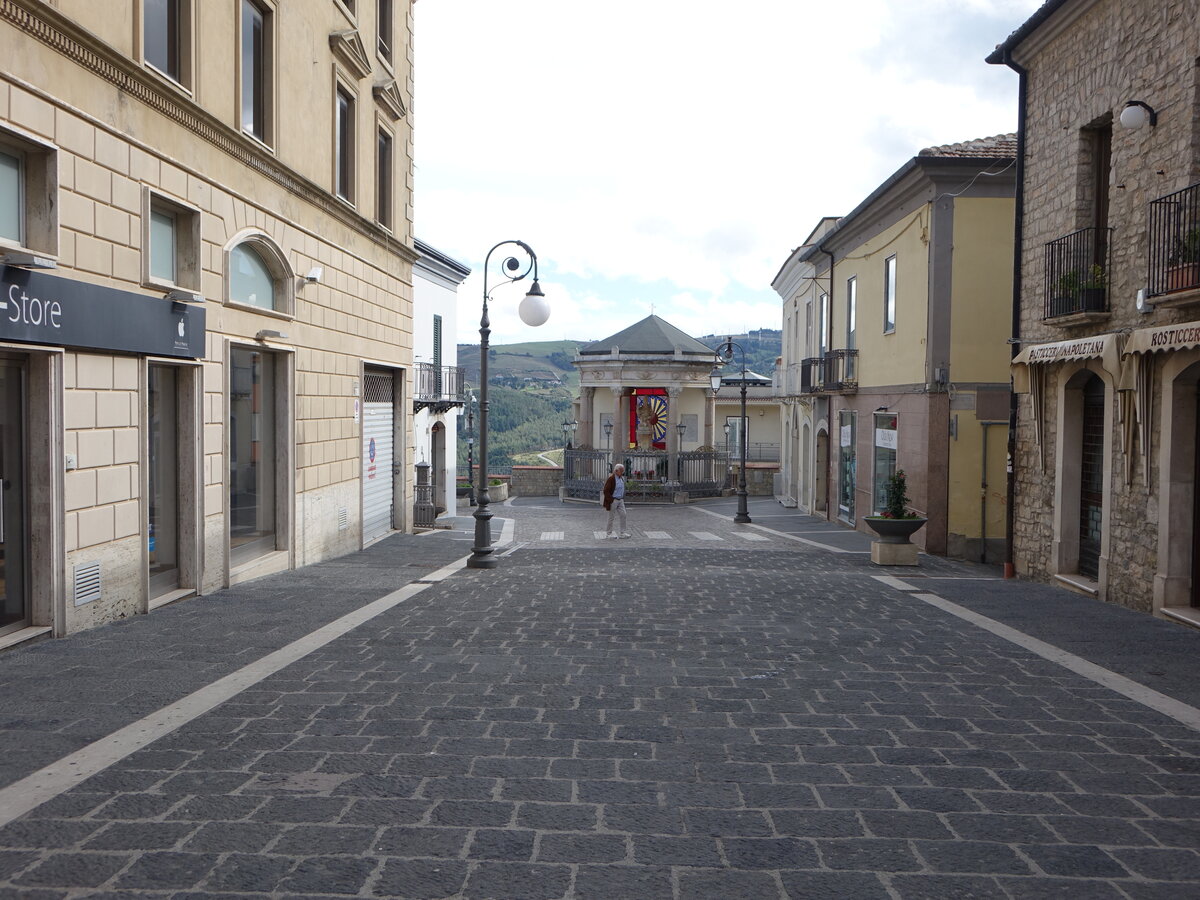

{"left": 143, "top": 0, "right": 191, "bottom": 87}
{"left": 0, "top": 131, "right": 58, "bottom": 257}
{"left": 846, "top": 275, "right": 857, "bottom": 380}
{"left": 335, "top": 83, "right": 355, "bottom": 202}
{"left": 872, "top": 412, "right": 898, "bottom": 514}
{"left": 240, "top": 0, "right": 272, "bottom": 143}
{"left": 144, "top": 190, "right": 200, "bottom": 291}
{"left": 884, "top": 255, "right": 897, "bottom": 333}
{"left": 226, "top": 236, "right": 291, "bottom": 314}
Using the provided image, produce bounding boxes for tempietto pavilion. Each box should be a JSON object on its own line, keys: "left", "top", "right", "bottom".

{"left": 563, "top": 315, "right": 748, "bottom": 501}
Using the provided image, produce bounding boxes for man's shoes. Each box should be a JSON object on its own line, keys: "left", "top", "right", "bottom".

{"left": 619, "top": 533, "right": 632, "bottom": 538}
{"left": 605, "top": 533, "right": 614, "bottom": 539}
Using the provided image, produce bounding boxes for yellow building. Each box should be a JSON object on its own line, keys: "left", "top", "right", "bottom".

{"left": 773, "top": 137, "right": 1015, "bottom": 560}
{"left": 0, "top": 0, "right": 416, "bottom": 644}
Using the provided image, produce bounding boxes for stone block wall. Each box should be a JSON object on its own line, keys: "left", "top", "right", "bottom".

{"left": 511, "top": 466, "right": 563, "bottom": 497}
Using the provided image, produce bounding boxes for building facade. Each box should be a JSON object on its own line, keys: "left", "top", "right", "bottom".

{"left": 773, "top": 139, "right": 1016, "bottom": 560}
{"left": 0, "top": 0, "right": 416, "bottom": 644}
{"left": 992, "top": 0, "right": 1200, "bottom": 622}
{"left": 412, "top": 238, "right": 468, "bottom": 519}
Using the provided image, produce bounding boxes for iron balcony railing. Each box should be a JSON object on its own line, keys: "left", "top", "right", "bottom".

{"left": 414, "top": 363, "right": 466, "bottom": 410}
{"left": 800, "top": 349, "right": 858, "bottom": 394}
{"left": 1044, "top": 227, "right": 1112, "bottom": 318}
{"left": 1148, "top": 182, "right": 1200, "bottom": 297}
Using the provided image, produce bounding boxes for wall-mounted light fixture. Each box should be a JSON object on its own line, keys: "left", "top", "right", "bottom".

{"left": 255, "top": 329, "right": 288, "bottom": 341}
{"left": 164, "top": 289, "right": 202, "bottom": 304}
{"left": 303, "top": 266, "right": 323, "bottom": 284}
{"left": 1119, "top": 100, "right": 1157, "bottom": 129}
{"left": 0, "top": 250, "right": 56, "bottom": 269}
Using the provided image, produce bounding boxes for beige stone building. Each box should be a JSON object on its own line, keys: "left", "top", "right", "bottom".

{"left": 772, "top": 138, "right": 1016, "bottom": 560}
{"left": 0, "top": 0, "right": 416, "bottom": 644}
{"left": 992, "top": 0, "right": 1200, "bottom": 623}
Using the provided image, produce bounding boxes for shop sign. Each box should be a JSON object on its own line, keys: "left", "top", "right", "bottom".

{"left": 875, "top": 428, "right": 897, "bottom": 450}
{"left": 840, "top": 424, "right": 853, "bottom": 447}
{"left": 0, "top": 267, "right": 205, "bottom": 358}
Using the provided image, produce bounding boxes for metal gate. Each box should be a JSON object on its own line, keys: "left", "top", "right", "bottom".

{"left": 362, "top": 370, "right": 394, "bottom": 543}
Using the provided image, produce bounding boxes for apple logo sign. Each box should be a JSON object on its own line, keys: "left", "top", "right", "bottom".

{"left": 177, "top": 318, "right": 186, "bottom": 338}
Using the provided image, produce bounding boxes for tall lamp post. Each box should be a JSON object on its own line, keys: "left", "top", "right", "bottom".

{"left": 465, "top": 393, "right": 476, "bottom": 507}
{"left": 470, "top": 241, "right": 550, "bottom": 569}
{"left": 711, "top": 336, "right": 751, "bottom": 524}
{"left": 561, "top": 418, "right": 578, "bottom": 451}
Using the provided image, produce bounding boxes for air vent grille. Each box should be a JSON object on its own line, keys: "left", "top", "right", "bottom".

{"left": 73, "top": 561, "right": 101, "bottom": 606}
{"left": 338, "top": 506, "right": 349, "bottom": 530}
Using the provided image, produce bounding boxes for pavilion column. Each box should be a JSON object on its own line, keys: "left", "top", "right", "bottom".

{"left": 705, "top": 388, "right": 716, "bottom": 448}
{"left": 580, "top": 386, "right": 595, "bottom": 448}
{"left": 667, "top": 385, "right": 682, "bottom": 481}
{"left": 615, "top": 388, "right": 630, "bottom": 457}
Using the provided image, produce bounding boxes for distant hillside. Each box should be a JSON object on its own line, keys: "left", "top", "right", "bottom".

{"left": 697, "top": 329, "right": 782, "bottom": 378}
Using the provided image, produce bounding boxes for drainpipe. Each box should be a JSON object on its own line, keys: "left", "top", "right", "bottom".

{"left": 1000, "top": 48, "right": 1027, "bottom": 579}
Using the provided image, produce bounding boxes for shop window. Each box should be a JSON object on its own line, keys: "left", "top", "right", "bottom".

{"left": 838, "top": 409, "right": 856, "bottom": 522}
{"left": 872, "top": 413, "right": 898, "bottom": 514}
{"left": 0, "top": 130, "right": 58, "bottom": 259}
{"left": 143, "top": 189, "right": 200, "bottom": 292}
{"left": 225, "top": 235, "right": 292, "bottom": 314}
{"left": 229, "top": 347, "right": 279, "bottom": 566}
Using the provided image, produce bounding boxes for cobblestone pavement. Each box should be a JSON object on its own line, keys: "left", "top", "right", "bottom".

{"left": 0, "top": 499, "right": 1198, "bottom": 898}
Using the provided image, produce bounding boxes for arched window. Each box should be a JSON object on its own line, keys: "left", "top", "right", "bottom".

{"left": 224, "top": 234, "right": 292, "bottom": 315}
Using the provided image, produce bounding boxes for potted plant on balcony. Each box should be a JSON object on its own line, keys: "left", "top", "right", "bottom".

{"left": 1050, "top": 269, "right": 1080, "bottom": 317}
{"left": 864, "top": 470, "right": 926, "bottom": 565}
{"left": 1167, "top": 227, "right": 1200, "bottom": 293}
{"left": 1080, "top": 264, "right": 1107, "bottom": 312}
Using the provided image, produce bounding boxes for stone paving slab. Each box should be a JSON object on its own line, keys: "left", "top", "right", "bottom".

{"left": 0, "top": 500, "right": 1198, "bottom": 898}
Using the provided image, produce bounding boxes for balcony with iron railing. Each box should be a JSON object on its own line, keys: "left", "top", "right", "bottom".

{"left": 1148, "top": 182, "right": 1200, "bottom": 307}
{"left": 799, "top": 349, "right": 858, "bottom": 394}
{"left": 1043, "top": 227, "right": 1112, "bottom": 322}
{"left": 413, "top": 363, "right": 466, "bottom": 412}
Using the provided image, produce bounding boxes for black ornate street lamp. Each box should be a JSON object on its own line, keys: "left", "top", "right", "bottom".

{"left": 469, "top": 241, "right": 549, "bottom": 569}
{"left": 561, "top": 418, "right": 578, "bottom": 451}
{"left": 710, "top": 336, "right": 751, "bottom": 524}
{"left": 465, "top": 392, "right": 476, "bottom": 507}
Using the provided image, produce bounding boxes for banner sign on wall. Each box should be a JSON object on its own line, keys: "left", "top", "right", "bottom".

{"left": 875, "top": 428, "right": 898, "bottom": 450}
{"left": 0, "top": 267, "right": 206, "bottom": 358}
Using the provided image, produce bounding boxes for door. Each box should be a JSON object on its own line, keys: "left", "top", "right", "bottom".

{"left": 363, "top": 369, "right": 394, "bottom": 543}
{"left": 148, "top": 365, "right": 180, "bottom": 597}
{"left": 0, "top": 361, "right": 25, "bottom": 636}
{"left": 838, "top": 409, "right": 856, "bottom": 523}
{"left": 431, "top": 422, "right": 445, "bottom": 513}
{"left": 1192, "top": 388, "right": 1200, "bottom": 607}
{"left": 1078, "top": 375, "right": 1104, "bottom": 580}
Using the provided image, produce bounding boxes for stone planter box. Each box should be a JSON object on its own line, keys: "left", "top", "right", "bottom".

{"left": 864, "top": 517, "right": 927, "bottom": 566}
{"left": 486, "top": 482, "right": 509, "bottom": 502}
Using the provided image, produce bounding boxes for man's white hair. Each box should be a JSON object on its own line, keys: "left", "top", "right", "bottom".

{"left": 614, "top": 463, "right": 625, "bottom": 472}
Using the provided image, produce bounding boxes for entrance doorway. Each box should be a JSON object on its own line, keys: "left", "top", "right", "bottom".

{"left": 431, "top": 422, "right": 445, "bottom": 514}
{"left": 1193, "top": 387, "right": 1200, "bottom": 607}
{"left": 0, "top": 361, "right": 25, "bottom": 636}
{"left": 814, "top": 429, "right": 828, "bottom": 516}
{"left": 1078, "top": 374, "right": 1104, "bottom": 580}
{"left": 148, "top": 365, "right": 179, "bottom": 597}
{"left": 363, "top": 368, "right": 395, "bottom": 543}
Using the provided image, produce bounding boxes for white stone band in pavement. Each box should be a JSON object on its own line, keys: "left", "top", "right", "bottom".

{"left": 0, "top": 557, "right": 470, "bottom": 828}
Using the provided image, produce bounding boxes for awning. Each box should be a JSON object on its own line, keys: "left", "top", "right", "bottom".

{"left": 1011, "top": 333, "right": 1120, "bottom": 394}
{"left": 1123, "top": 322, "right": 1200, "bottom": 357}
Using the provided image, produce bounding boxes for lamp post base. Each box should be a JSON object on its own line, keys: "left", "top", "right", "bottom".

{"left": 467, "top": 552, "right": 498, "bottom": 569}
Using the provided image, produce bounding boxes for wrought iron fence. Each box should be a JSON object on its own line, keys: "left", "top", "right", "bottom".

{"left": 1148, "top": 182, "right": 1200, "bottom": 297}
{"left": 1043, "top": 227, "right": 1112, "bottom": 318}
{"left": 800, "top": 349, "right": 859, "bottom": 393}
{"left": 562, "top": 449, "right": 731, "bottom": 501}
{"left": 415, "top": 363, "right": 466, "bottom": 406}
{"left": 679, "top": 450, "right": 732, "bottom": 498}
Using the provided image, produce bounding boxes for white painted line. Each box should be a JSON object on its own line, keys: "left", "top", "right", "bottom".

{"left": 540, "top": 532, "right": 564, "bottom": 541}
{"left": 734, "top": 533, "right": 770, "bottom": 542}
{"left": 690, "top": 532, "right": 723, "bottom": 541}
{"left": 593, "top": 531, "right": 609, "bottom": 540}
{"left": 912, "top": 593, "right": 1200, "bottom": 733}
{"left": 497, "top": 517, "right": 515, "bottom": 546}
{"left": 0, "top": 556, "right": 470, "bottom": 828}
{"left": 644, "top": 531, "right": 672, "bottom": 539}
{"left": 692, "top": 506, "right": 858, "bottom": 554}
{"left": 872, "top": 575, "right": 919, "bottom": 591}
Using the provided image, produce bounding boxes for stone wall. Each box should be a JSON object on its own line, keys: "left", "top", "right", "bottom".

{"left": 1010, "top": 0, "right": 1199, "bottom": 612}
{"left": 511, "top": 466, "right": 563, "bottom": 497}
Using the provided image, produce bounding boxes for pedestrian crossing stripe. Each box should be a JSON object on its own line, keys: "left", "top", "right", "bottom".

{"left": 593, "top": 531, "right": 608, "bottom": 540}
{"left": 541, "top": 532, "right": 564, "bottom": 541}
{"left": 644, "top": 531, "right": 672, "bottom": 539}
{"left": 734, "top": 532, "right": 770, "bottom": 542}
{"left": 689, "top": 532, "right": 722, "bottom": 541}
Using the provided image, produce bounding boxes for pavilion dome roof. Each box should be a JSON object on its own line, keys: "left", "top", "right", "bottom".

{"left": 579, "top": 314, "right": 717, "bottom": 358}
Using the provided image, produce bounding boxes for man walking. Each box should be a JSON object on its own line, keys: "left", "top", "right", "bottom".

{"left": 602, "top": 463, "right": 630, "bottom": 539}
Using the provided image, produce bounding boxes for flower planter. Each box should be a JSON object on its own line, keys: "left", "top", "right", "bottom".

{"left": 864, "top": 516, "right": 927, "bottom": 566}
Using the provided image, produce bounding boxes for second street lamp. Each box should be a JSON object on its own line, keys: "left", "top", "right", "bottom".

{"left": 469, "top": 240, "right": 550, "bottom": 569}
{"left": 711, "top": 337, "right": 751, "bottom": 524}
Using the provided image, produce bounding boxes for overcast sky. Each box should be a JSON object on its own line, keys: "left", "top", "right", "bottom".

{"left": 413, "top": 0, "right": 1043, "bottom": 346}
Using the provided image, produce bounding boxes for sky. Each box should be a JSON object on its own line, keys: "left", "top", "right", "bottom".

{"left": 412, "top": 0, "right": 1044, "bottom": 346}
